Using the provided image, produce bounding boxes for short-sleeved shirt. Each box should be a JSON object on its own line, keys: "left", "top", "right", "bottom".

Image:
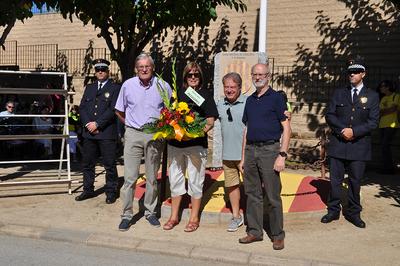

{"left": 114, "top": 76, "right": 172, "bottom": 128}
{"left": 379, "top": 93, "right": 400, "bottom": 128}
{"left": 242, "top": 87, "right": 287, "bottom": 142}
{"left": 217, "top": 95, "right": 247, "bottom": 160}
{"left": 169, "top": 87, "right": 219, "bottom": 148}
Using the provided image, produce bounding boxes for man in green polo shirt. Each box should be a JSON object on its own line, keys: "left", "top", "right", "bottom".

{"left": 217, "top": 72, "right": 247, "bottom": 232}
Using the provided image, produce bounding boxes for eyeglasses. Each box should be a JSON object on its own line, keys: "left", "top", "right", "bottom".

{"left": 137, "top": 65, "right": 152, "bottom": 71}
{"left": 7, "top": 106, "right": 14, "bottom": 109}
{"left": 187, "top": 73, "right": 200, "bottom": 79}
{"left": 95, "top": 67, "right": 108, "bottom": 73}
{"left": 251, "top": 73, "right": 269, "bottom": 78}
{"left": 226, "top": 108, "right": 233, "bottom": 122}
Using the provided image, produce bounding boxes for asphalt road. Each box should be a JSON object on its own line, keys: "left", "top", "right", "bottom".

{"left": 0, "top": 235, "right": 230, "bottom": 266}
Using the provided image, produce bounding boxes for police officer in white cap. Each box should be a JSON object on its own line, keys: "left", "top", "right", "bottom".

{"left": 322, "top": 56, "right": 379, "bottom": 228}
{"left": 76, "top": 59, "right": 121, "bottom": 204}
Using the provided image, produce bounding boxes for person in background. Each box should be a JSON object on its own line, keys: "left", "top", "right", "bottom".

{"left": 68, "top": 105, "right": 81, "bottom": 163}
{"left": 0, "top": 101, "right": 16, "bottom": 121}
{"left": 163, "top": 62, "right": 218, "bottom": 233}
{"left": 377, "top": 80, "right": 399, "bottom": 174}
{"left": 32, "top": 105, "right": 53, "bottom": 158}
{"left": 277, "top": 90, "right": 292, "bottom": 113}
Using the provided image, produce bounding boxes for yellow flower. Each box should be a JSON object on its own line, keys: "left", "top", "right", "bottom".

{"left": 185, "top": 115, "right": 194, "bottom": 124}
{"left": 177, "top": 101, "right": 189, "bottom": 114}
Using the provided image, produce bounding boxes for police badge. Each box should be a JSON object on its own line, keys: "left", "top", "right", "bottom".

{"left": 360, "top": 97, "right": 367, "bottom": 104}
{"left": 104, "top": 92, "right": 110, "bottom": 99}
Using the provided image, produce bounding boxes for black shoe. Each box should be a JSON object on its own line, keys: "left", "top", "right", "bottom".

{"left": 345, "top": 216, "right": 366, "bottom": 228}
{"left": 105, "top": 194, "right": 117, "bottom": 204}
{"left": 75, "top": 191, "right": 95, "bottom": 201}
{"left": 119, "top": 219, "right": 132, "bottom": 231}
{"left": 321, "top": 213, "right": 340, "bottom": 223}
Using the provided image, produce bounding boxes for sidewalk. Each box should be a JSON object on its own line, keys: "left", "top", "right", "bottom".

{"left": 0, "top": 165, "right": 399, "bottom": 266}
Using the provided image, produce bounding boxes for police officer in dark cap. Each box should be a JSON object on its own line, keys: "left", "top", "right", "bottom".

{"left": 75, "top": 59, "right": 121, "bottom": 204}
{"left": 322, "top": 56, "right": 379, "bottom": 228}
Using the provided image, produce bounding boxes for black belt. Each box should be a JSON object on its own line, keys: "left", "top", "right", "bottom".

{"left": 127, "top": 125, "right": 144, "bottom": 132}
{"left": 247, "top": 140, "right": 279, "bottom": 146}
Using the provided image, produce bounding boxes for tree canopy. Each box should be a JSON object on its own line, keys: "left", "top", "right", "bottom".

{"left": 0, "top": 1, "right": 56, "bottom": 49}
{"left": 55, "top": 0, "right": 247, "bottom": 81}
{"left": 1, "top": 0, "right": 246, "bottom": 80}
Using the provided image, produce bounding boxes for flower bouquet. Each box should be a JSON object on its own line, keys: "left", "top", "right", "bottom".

{"left": 142, "top": 61, "right": 206, "bottom": 141}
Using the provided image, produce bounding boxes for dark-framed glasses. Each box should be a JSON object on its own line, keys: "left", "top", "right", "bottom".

{"left": 226, "top": 108, "right": 233, "bottom": 122}
{"left": 7, "top": 105, "right": 14, "bottom": 109}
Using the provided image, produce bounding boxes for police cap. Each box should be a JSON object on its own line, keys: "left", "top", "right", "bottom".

{"left": 347, "top": 56, "right": 365, "bottom": 72}
{"left": 93, "top": 58, "right": 110, "bottom": 70}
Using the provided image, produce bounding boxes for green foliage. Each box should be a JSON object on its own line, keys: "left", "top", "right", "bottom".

{"left": 0, "top": 1, "right": 57, "bottom": 47}
{"left": 54, "top": 0, "right": 247, "bottom": 80}
{"left": 1, "top": 0, "right": 246, "bottom": 77}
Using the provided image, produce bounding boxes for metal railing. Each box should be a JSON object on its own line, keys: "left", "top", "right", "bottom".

{"left": 0, "top": 41, "right": 17, "bottom": 66}
{"left": 0, "top": 70, "right": 73, "bottom": 194}
{"left": 17, "top": 44, "right": 58, "bottom": 70}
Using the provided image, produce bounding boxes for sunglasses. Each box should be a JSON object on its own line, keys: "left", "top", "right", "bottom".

{"left": 187, "top": 73, "right": 200, "bottom": 79}
{"left": 95, "top": 67, "right": 108, "bottom": 72}
{"left": 7, "top": 106, "right": 14, "bottom": 109}
{"left": 348, "top": 70, "right": 363, "bottom": 75}
{"left": 226, "top": 108, "right": 233, "bottom": 122}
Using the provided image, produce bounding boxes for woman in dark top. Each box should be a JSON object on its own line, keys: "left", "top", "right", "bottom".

{"left": 163, "top": 62, "right": 218, "bottom": 232}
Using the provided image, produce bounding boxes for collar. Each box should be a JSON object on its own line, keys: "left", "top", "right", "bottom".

{"left": 139, "top": 76, "right": 154, "bottom": 88}
{"left": 251, "top": 86, "right": 273, "bottom": 98}
{"left": 98, "top": 79, "right": 109, "bottom": 87}
{"left": 224, "top": 94, "right": 246, "bottom": 105}
{"left": 351, "top": 82, "right": 363, "bottom": 92}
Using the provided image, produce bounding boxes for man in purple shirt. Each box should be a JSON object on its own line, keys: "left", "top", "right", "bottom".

{"left": 115, "top": 53, "right": 172, "bottom": 231}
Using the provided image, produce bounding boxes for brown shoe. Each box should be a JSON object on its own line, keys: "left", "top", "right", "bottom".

{"left": 238, "top": 234, "right": 263, "bottom": 244}
{"left": 272, "top": 239, "right": 284, "bottom": 250}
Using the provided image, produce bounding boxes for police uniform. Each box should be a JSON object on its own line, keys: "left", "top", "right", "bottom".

{"left": 323, "top": 58, "right": 379, "bottom": 227}
{"left": 77, "top": 59, "right": 121, "bottom": 203}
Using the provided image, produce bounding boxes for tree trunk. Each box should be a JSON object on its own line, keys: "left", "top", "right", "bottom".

{"left": 118, "top": 55, "right": 136, "bottom": 82}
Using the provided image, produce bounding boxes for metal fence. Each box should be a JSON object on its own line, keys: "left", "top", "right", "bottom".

{"left": 0, "top": 41, "right": 17, "bottom": 66}
{"left": 0, "top": 41, "right": 114, "bottom": 76}
{"left": 17, "top": 44, "right": 58, "bottom": 70}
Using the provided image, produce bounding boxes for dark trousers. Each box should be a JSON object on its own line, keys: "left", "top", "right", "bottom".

{"left": 82, "top": 138, "right": 118, "bottom": 196}
{"left": 243, "top": 143, "right": 284, "bottom": 240}
{"left": 380, "top": 128, "right": 397, "bottom": 171}
{"left": 328, "top": 157, "right": 365, "bottom": 218}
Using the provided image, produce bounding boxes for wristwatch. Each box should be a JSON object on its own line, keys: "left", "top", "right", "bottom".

{"left": 278, "top": 151, "right": 288, "bottom": 158}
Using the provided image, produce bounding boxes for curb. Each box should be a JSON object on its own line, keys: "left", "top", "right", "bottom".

{"left": 0, "top": 223, "right": 346, "bottom": 266}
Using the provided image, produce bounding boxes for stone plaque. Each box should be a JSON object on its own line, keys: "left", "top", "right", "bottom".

{"left": 211, "top": 52, "right": 267, "bottom": 168}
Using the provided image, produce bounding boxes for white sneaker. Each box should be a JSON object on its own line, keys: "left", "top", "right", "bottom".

{"left": 227, "top": 216, "right": 244, "bottom": 232}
